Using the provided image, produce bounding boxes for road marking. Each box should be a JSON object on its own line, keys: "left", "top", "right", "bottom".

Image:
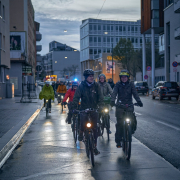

{"left": 156, "top": 121, "right": 180, "bottom": 131}
{"left": 135, "top": 112, "right": 142, "bottom": 116}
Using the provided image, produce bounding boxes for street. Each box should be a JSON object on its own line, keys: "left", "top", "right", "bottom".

{"left": 0, "top": 96, "right": 180, "bottom": 180}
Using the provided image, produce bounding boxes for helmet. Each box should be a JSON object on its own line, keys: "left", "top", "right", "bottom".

{"left": 45, "top": 81, "right": 51, "bottom": 85}
{"left": 99, "top": 74, "right": 106, "bottom": 80}
{"left": 83, "top": 69, "right": 94, "bottom": 76}
{"left": 119, "top": 70, "right": 130, "bottom": 77}
{"left": 72, "top": 81, "right": 79, "bottom": 86}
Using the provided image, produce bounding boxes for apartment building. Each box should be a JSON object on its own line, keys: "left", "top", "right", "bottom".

{"left": 9, "top": 0, "right": 36, "bottom": 96}
{"left": 0, "top": 0, "right": 10, "bottom": 99}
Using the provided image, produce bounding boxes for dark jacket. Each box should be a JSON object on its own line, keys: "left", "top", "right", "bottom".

{"left": 72, "top": 80, "right": 104, "bottom": 110}
{"left": 108, "top": 80, "right": 115, "bottom": 89}
{"left": 111, "top": 81, "right": 141, "bottom": 105}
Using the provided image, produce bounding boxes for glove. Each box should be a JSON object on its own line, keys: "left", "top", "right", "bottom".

{"left": 137, "top": 101, "right": 143, "bottom": 107}
{"left": 110, "top": 101, "right": 115, "bottom": 107}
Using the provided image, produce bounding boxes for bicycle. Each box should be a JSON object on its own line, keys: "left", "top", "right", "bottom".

{"left": 45, "top": 99, "right": 50, "bottom": 117}
{"left": 116, "top": 103, "right": 139, "bottom": 160}
{"left": 72, "top": 112, "right": 80, "bottom": 144}
{"left": 99, "top": 96, "right": 111, "bottom": 141}
{"left": 75, "top": 108, "right": 97, "bottom": 167}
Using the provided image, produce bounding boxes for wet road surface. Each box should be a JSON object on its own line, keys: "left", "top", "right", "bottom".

{"left": 0, "top": 99, "right": 180, "bottom": 180}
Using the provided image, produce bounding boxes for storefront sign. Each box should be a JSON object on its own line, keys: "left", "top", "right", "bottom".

{"left": 106, "top": 61, "right": 115, "bottom": 75}
{"left": 22, "top": 66, "right": 32, "bottom": 76}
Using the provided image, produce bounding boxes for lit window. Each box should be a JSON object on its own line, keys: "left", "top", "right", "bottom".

{"left": 65, "top": 57, "right": 67, "bottom": 58}
{"left": 55, "top": 61, "right": 57, "bottom": 63}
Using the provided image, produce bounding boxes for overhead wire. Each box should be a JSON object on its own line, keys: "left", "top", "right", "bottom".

{"left": 96, "top": 0, "right": 107, "bottom": 19}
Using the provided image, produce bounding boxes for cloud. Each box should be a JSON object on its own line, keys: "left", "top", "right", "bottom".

{"left": 32, "top": 0, "right": 140, "bottom": 55}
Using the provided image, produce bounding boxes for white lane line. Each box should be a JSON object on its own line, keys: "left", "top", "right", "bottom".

{"left": 156, "top": 121, "right": 180, "bottom": 131}
{"left": 135, "top": 112, "right": 142, "bottom": 116}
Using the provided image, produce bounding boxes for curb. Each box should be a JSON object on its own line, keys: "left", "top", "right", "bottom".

{"left": 0, "top": 106, "right": 43, "bottom": 169}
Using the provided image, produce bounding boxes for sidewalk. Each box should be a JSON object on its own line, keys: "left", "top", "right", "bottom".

{"left": 0, "top": 95, "right": 43, "bottom": 168}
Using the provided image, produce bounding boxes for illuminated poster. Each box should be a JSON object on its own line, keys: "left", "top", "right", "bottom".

{"left": 106, "top": 61, "right": 115, "bottom": 75}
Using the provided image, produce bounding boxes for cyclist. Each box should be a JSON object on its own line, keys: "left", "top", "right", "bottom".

{"left": 62, "top": 81, "right": 79, "bottom": 124}
{"left": 72, "top": 69, "right": 104, "bottom": 155}
{"left": 110, "top": 70, "right": 143, "bottom": 148}
{"left": 56, "top": 80, "right": 67, "bottom": 101}
{"left": 108, "top": 78, "right": 115, "bottom": 89}
{"left": 98, "top": 74, "right": 113, "bottom": 134}
{"left": 39, "top": 81, "right": 54, "bottom": 113}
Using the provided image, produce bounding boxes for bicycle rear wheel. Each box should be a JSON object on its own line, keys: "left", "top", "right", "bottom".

{"left": 100, "top": 118, "right": 104, "bottom": 136}
{"left": 73, "top": 117, "right": 78, "bottom": 143}
{"left": 61, "top": 104, "right": 63, "bottom": 113}
{"left": 125, "top": 125, "right": 132, "bottom": 160}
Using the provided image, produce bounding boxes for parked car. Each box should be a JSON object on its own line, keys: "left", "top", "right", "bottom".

{"left": 152, "top": 81, "right": 180, "bottom": 100}
{"left": 134, "top": 81, "right": 149, "bottom": 95}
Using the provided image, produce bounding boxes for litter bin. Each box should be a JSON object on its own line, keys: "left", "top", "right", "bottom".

{"left": 6, "top": 83, "right": 13, "bottom": 98}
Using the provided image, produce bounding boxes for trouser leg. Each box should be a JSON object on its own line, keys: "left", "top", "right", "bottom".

{"left": 48, "top": 99, "right": 51, "bottom": 109}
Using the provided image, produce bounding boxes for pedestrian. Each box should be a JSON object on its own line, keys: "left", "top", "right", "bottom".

{"left": 108, "top": 78, "right": 115, "bottom": 89}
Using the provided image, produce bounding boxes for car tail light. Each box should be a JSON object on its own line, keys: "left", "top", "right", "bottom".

{"left": 161, "top": 87, "right": 167, "bottom": 89}
{"left": 162, "top": 94, "right": 165, "bottom": 96}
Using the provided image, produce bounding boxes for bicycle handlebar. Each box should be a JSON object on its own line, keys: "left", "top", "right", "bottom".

{"left": 116, "top": 103, "right": 139, "bottom": 108}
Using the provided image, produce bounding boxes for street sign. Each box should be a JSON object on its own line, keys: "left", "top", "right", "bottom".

{"left": 144, "top": 75, "right": 148, "bottom": 80}
{"left": 173, "top": 67, "right": 177, "bottom": 72}
{"left": 22, "top": 66, "right": 32, "bottom": 76}
{"left": 147, "top": 66, "right": 151, "bottom": 71}
{"left": 172, "top": 61, "right": 178, "bottom": 67}
{"left": 36, "top": 65, "right": 42, "bottom": 72}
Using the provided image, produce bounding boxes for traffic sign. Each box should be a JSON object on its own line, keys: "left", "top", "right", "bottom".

{"left": 36, "top": 65, "right": 42, "bottom": 72}
{"left": 172, "top": 61, "right": 178, "bottom": 67}
{"left": 147, "top": 66, "right": 151, "bottom": 71}
{"left": 144, "top": 75, "right": 148, "bottom": 80}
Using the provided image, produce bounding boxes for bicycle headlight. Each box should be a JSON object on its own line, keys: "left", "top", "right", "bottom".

{"left": 61, "top": 96, "right": 64, "bottom": 98}
{"left": 104, "top": 108, "right": 108, "bottom": 113}
{"left": 87, "top": 123, "right": 91, "bottom": 128}
{"left": 58, "top": 95, "right": 60, "bottom": 96}
{"left": 126, "top": 118, "right": 130, "bottom": 123}
{"left": 46, "top": 100, "right": 48, "bottom": 103}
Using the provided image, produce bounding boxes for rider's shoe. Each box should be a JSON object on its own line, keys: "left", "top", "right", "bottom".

{"left": 94, "top": 147, "right": 100, "bottom": 155}
{"left": 78, "top": 132, "right": 83, "bottom": 141}
{"left": 109, "top": 129, "right": 112, "bottom": 134}
{"left": 116, "top": 142, "right": 122, "bottom": 148}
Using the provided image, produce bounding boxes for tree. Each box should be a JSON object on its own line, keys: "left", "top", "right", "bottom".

{"left": 60, "top": 65, "right": 79, "bottom": 79}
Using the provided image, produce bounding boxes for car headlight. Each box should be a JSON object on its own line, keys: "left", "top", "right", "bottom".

{"left": 87, "top": 123, "right": 91, "bottom": 128}
{"left": 104, "top": 108, "right": 108, "bottom": 113}
{"left": 126, "top": 118, "right": 130, "bottom": 123}
{"left": 46, "top": 100, "right": 48, "bottom": 103}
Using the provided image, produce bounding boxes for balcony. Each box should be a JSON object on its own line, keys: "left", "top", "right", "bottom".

{"left": 174, "top": 26, "right": 180, "bottom": 40}
{"left": 174, "top": 0, "right": 180, "bottom": 13}
{"left": 151, "top": 19, "right": 159, "bottom": 28}
{"left": 36, "top": 32, "right": 42, "bottom": 41}
{"left": 36, "top": 45, "right": 42, "bottom": 52}
{"left": 151, "top": 0, "right": 159, "bottom": 10}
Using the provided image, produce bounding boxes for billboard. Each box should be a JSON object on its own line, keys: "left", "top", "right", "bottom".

{"left": 106, "top": 61, "right": 115, "bottom": 75}
{"left": 10, "top": 32, "right": 26, "bottom": 59}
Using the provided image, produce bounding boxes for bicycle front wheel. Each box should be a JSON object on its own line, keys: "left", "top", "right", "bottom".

{"left": 89, "top": 134, "right": 95, "bottom": 167}
{"left": 106, "top": 116, "right": 110, "bottom": 141}
{"left": 125, "top": 125, "right": 132, "bottom": 160}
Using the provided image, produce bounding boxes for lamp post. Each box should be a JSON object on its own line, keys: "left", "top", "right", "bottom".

{"left": 112, "top": 43, "right": 113, "bottom": 81}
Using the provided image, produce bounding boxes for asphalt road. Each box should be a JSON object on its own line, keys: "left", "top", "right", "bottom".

{"left": 0, "top": 97, "right": 180, "bottom": 180}
{"left": 132, "top": 95, "right": 180, "bottom": 170}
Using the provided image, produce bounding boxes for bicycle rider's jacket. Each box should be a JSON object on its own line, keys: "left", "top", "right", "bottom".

{"left": 56, "top": 84, "right": 67, "bottom": 94}
{"left": 72, "top": 80, "right": 104, "bottom": 110}
{"left": 98, "top": 82, "right": 113, "bottom": 96}
{"left": 39, "top": 85, "right": 54, "bottom": 100}
{"left": 111, "top": 81, "right": 141, "bottom": 105}
{"left": 62, "top": 88, "right": 76, "bottom": 103}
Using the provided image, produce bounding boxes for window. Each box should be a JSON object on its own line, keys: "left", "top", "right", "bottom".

{"left": 135, "top": 27, "right": 138, "bottom": 32}
{"left": 3, "top": 5, "right": 5, "bottom": 20}
{"left": 111, "top": 26, "right": 113, "bottom": 31}
{"left": 135, "top": 38, "right": 138, "bottom": 43}
{"left": 94, "top": 25, "right": 97, "bottom": 30}
{"left": 94, "top": 49, "right": 97, "bottom": 54}
{"left": 107, "top": 37, "right": 110, "bottom": 43}
{"left": 116, "top": 26, "right": 118, "bottom": 31}
{"left": 98, "top": 25, "right": 101, "bottom": 30}
{"left": 94, "top": 37, "right": 97, "bottom": 42}
{"left": 111, "top": 37, "right": 113, "bottom": 42}
{"left": 89, "top": 37, "right": 93, "bottom": 42}
{"left": 140, "top": 38, "right": 142, "bottom": 44}
{"left": 152, "top": 10, "right": 159, "bottom": 19}
{"left": 89, "top": 49, "right": 93, "bottom": 54}
{"left": 123, "top": 26, "right": 126, "bottom": 31}
{"left": 107, "top": 25, "right": 110, "bottom": 31}
{"left": 128, "top": 26, "right": 130, "bottom": 31}
{"left": 98, "top": 37, "right": 101, "bottom": 42}
{"left": 3, "top": 36, "right": 5, "bottom": 49}
{"left": 131, "top": 26, "right": 134, "bottom": 32}
{"left": 107, "top": 49, "right": 110, "bottom": 53}
{"left": 119, "top": 26, "right": 122, "bottom": 32}
{"left": 103, "top": 25, "right": 106, "bottom": 30}
{"left": 116, "top": 38, "right": 119, "bottom": 43}
{"left": 0, "top": 33, "right": 2, "bottom": 49}
{"left": 89, "top": 25, "right": 92, "bottom": 31}
{"left": 98, "top": 49, "right": 101, "bottom": 54}
{"left": 103, "top": 49, "right": 106, "bottom": 53}
{"left": 103, "top": 37, "right": 106, "bottom": 42}
{"left": 131, "top": 38, "right": 134, "bottom": 43}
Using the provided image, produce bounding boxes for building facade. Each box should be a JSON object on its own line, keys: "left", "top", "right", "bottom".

{"left": 41, "top": 41, "right": 80, "bottom": 81}
{"left": 80, "top": 18, "right": 152, "bottom": 81}
{"left": 8, "top": 0, "right": 36, "bottom": 96}
{"left": 0, "top": 0, "right": 10, "bottom": 99}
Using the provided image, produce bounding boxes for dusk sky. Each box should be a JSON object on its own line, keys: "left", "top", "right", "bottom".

{"left": 31, "top": 0, "right": 141, "bottom": 55}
